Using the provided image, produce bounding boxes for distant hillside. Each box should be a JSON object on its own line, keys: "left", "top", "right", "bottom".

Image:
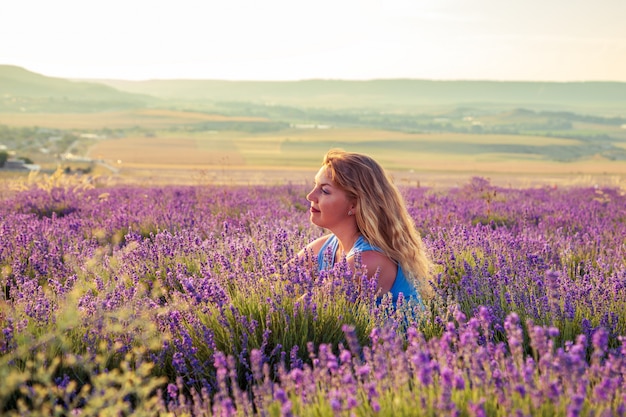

{"left": 96, "top": 78, "right": 626, "bottom": 113}
{"left": 3, "top": 65, "right": 626, "bottom": 114}
{"left": 0, "top": 65, "right": 155, "bottom": 112}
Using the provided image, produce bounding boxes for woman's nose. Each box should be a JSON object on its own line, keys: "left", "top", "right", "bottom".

{"left": 306, "top": 189, "right": 315, "bottom": 202}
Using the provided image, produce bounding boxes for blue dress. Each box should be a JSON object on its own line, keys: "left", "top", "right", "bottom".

{"left": 317, "top": 234, "right": 423, "bottom": 305}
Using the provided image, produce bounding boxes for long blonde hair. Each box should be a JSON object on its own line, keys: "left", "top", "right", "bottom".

{"left": 323, "top": 149, "right": 433, "bottom": 298}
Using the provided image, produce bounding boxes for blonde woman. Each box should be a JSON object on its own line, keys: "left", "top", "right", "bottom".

{"left": 299, "top": 149, "right": 432, "bottom": 304}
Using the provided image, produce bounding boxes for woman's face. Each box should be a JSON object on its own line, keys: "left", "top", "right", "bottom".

{"left": 306, "top": 167, "right": 355, "bottom": 230}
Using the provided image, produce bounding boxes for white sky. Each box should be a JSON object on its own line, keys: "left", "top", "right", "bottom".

{"left": 1, "top": 0, "right": 625, "bottom": 81}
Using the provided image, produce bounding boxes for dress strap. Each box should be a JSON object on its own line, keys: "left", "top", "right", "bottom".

{"left": 347, "top": 236, "right": 382, "bottom": 257}
{"left": 317, "top": 235, "right": 339, "bottom": 270}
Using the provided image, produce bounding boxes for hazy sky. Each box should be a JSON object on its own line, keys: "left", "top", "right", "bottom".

{"left": 1, "top": 0, "right": 625, "bottom": 81}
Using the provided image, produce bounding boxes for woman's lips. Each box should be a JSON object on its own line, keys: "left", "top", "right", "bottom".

{"left": 310, "top": 207, "right": 320, "bottom": 213}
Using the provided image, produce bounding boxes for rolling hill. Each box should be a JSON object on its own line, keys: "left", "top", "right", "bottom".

{"left": 95, "top": 78, "right": 626, "bottom": 113}
{"left": 3, "top": 65, "right": 626, "bottom": 114}
{"left": 0, "top": 65, "right": 155, "bottom": 112}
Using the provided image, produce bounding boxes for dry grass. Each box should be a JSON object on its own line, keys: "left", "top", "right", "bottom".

{"left": 88, "top": 135, "right": 245, "bottom": 165}
{"left": 3, "top": 164, "right": 625, "bottom": 189}
{"left": 237, "top": 128, "right": 580, "bottom": 146}
{"left": 0, "top": 109, "right": 267, "bottom": 129}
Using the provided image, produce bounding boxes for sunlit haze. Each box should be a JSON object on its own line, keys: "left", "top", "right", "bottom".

{"left": 1, "top": 0, "right": 625, "bottom": 81}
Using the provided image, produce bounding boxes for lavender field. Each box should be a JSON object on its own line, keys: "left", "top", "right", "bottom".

{"left": 1, "top": 175, "right": 625, "bottom": 416}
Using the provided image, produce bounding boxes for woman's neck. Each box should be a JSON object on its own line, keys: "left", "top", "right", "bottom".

{"left": 334, "top": 229, "right": 361, "bottom": 255}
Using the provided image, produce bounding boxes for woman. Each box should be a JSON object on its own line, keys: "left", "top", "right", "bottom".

{"left": 299, "top": 149, "right": 432, "bottom": 304}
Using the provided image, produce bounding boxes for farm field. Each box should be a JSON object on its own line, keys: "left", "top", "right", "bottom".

{"left": 0, "top": 175, "right": 625, "bottom": 415}
{"left": 81, "top": 127, "right": 626, "bottom": 188}
{"left": 0, "top": 109, "right": 269, "bottom": 130}
{"left": 2, "top": 84, "right": 625, "bottom": 189}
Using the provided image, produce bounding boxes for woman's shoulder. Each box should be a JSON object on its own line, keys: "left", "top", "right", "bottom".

{"left": 358, "top": 250, "right": 397, "bottom": 272}
{"left": 298, "top": 234, "right": 333, "bottom": 258}
{"left": 353, "top": 249, "right": 398, "bottom": 293}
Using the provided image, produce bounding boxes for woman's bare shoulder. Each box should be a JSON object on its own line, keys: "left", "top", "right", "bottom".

{"left": 299, "top": 234, "right": 332, "bottom": 258}
{"left": 357, "top": 250, "right": 398, "bottom": 293}
{"left": 358, "top": 250, "right": 396, "bottom": 271}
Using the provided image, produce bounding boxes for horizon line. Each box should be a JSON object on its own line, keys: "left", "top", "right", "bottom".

{"left": 2, "top": 64, "right": 626, "bottom": 84}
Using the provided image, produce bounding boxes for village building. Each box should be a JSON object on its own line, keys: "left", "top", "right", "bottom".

{"left": 2, "top": 158, "right": 40, "bottom": 171}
